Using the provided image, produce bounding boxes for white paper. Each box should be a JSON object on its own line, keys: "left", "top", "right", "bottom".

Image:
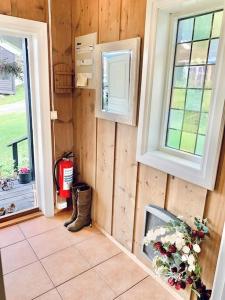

{"left": 77, "top": 73, "right": 88, "bottom": 87}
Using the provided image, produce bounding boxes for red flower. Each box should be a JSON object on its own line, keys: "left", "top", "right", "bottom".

{"left": 171, "top": 267, "right": 177, "bottom": 273}
{"left": 186, "top": 277, "right": 193, "bottom": 285}
{"left": 175, "top": 282, "right": 181, "bottom": 290}
{"left": 159, "top": 246, "right": 167, "bottom": 255}
{"left": 168, "top": 244, "right": 177, "bottom": 253}
{"left": 175, "top": 281, "right": 186, "bottom": 290}
{"left": 188, "top": 243, "right": 193, "bottom": 250}
{"left": 168, "top": 278, "right": 175, "bottom": 286}
{"left": 154, "top": 242, "right": 162, "bottom": 250}
{"left": 192, "top": 230, "right": 197, "bottom": 237}
{"left": 197, "top": 231, "right": 205, "bottom": 238}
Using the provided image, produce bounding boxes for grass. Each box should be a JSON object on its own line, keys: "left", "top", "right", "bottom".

{"left": 0, "top": 84, "right": 25, "bottom": 106}
{"left": 0, "top": 111, "right": 29, "bottom": 177}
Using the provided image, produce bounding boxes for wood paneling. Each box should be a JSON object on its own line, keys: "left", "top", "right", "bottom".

{"left": 201, "top": 133, "right": 225, "bottom": 287}
{"left": 113, "top": 124, "right": 138, "bottom": 250}
{"left": 134, "top": 165, "right": 167, "bottom": 257}
{"left": 165, "top": 176, "right": 207, "bottom": 227}
{"left": 50, "top": 0, "right": 73, "bottom": 166}
{"left": 95, "top": 119, "right": 116, "bottom": 232}
{"left": 11, "top": 0, "right": 47, "bottom": 22}
{"left": 70, "top": 0, "right": 225, "bottom": 298}
{"left": 72, "top": 0, "right": 98, "bottom": 183}
{"left": 0, "top": 1, "right": 11, "bottom": 15}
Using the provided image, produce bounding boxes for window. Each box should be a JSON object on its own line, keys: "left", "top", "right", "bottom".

{"left": 166, "top": 10, "right": 223, "bottom": 157}
{"left": 137, "top": 0, "right": 225, "bottom": 190}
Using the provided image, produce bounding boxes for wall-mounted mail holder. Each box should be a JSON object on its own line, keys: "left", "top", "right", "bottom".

{"left": 75, "top": 32, "right": 97, "bottom": 89}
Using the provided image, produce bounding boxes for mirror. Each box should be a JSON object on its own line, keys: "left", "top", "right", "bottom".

{"left": 95, "top": 38, "right": 140, "bottom": 126}
{"left": 101, "top": 50, "right": 131, "bottom": 115}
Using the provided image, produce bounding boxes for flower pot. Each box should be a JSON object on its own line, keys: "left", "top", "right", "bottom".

{"left": 18, "top": 173, "right": 31, "bottom": 184}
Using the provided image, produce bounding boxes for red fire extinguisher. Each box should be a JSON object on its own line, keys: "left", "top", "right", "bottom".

{"left": 54, "top": 152, "right": 74, "bottom": 199}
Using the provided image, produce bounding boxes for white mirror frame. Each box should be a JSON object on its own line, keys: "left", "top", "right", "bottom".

{"left": 137, "top": 0, "right": 225, "bottom": 190}
{"left": 95, "top": 37, "right": 140, "bottom": 126}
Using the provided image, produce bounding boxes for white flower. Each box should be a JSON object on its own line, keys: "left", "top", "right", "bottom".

{"left": 188, "top": 264, "right": 195, "bottom": 272}
{"left": 145, "top": 230, "right": 156, "bottom": 242}
{"left": 188, "top": 254, "right": 195, "bottom": 265}
{"left": 182, "top": 246, "right": 190, "bottom": 254}
{"left": 181, "top": 254, "right": 188, "bottom": 262}
{"left": 175, "top": 237, "right": 186, "bottom": 250}
{"left": 193, "top": 244, "right": 201, "bottom": 253}
{"left": 161, "top": 237, "right": 166, "bottom": 243}
{"left": 159, "top": 227, "right": 166, "bottom": 235}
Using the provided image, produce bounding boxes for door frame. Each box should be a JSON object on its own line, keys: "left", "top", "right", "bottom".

{"left": 0, "top": 14, "right": 54, "bottom": 217}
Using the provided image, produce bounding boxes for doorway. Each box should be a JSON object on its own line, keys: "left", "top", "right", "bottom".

{"left": 0, "top": 35, "right": 37, "bottom": 219}
{"left": 0, "top": 14, "right": 54, "bottom": 220}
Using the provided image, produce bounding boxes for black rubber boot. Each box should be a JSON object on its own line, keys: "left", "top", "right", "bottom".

{"left": 67, "top": 184, "right": 92, "bottom": 232}
{"left": 64, "top": 183, "right": 86, "bottom": 227}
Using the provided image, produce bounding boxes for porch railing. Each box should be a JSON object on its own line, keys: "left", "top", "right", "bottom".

{"left": 7, "top": 136, "right": 28, "bottom": 172}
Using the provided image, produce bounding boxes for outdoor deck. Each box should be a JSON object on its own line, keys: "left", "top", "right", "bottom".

{"left": 0, "top": 181, "right": 35, "bottom": 217}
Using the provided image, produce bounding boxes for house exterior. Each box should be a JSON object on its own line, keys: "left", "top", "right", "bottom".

{"left": 0, "top": 45, "right": 16, "bottom": 95}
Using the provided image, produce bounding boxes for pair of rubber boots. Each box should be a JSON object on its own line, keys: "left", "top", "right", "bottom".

{"left": 64, "top": 183, "right": 92, "bottom": 232}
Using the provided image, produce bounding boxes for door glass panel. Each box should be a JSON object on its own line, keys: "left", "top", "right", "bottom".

{"left": 0, "top": 35, "right": 36, "bottom": 219}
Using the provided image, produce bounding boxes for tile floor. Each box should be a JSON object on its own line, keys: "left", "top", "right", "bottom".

{"left": 0, "top": 212, "right": 175, "bottom": 300}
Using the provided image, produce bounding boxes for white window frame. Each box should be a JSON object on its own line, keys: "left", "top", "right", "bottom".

{"left": 137, "top": 0, "right": 225, "bottom": 190}
{"left": 0, "top": 15, "right": 54, "bottom": 216}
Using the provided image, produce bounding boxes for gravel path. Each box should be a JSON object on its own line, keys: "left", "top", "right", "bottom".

{"left": 0, "top": 101, "right": 26, "bottom": 115}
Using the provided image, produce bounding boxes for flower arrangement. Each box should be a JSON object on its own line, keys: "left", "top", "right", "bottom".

{"left": 144, "top": 217, "right": 211, "bottom": 300}
{"left": 18, "top": 167, "right": 30, "bottom": 174}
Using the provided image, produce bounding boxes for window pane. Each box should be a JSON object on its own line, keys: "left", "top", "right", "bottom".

{"left": 180, "top": 132, "right": 197, "bottom": 153}
{"left": 166, "top": 10, "right": 222, "bottom": 156}
{"left": 212, "top": 11, "right": 223, "bottom": 38}
{"left": 193, "top": 13, "right": 213, "bottom": 40}
{"left": 177, "top": 18, "right": 194, "bottom": 43}
{"left": 191, "top": 41, "right": 209, "bottom": 65}
{"left": 183, "top": 111, "right": 200, "bottom": 133}
{"left": 188, "top": 66, "right": 205, "bottom": 88}
{"left": 208, "top": 39, "right": 219, "bottom": 64}
{"left": 167, "top": 129, "right": 181, "bottom": 149}
{"left": 185, "top": 89, "right": 203, "bottom": 111}
{"left": 168, "top": 109, "right": 184, "bottom": 130}
{"left": 173, "top": 67, "right": 188, "bottom": 87}
{"left": 175, "top": 43, "right": 191, "bottom": 66}
{"left": 198, "top": 113, "right": 208, "bottom": 134}
{"left": 171, "top": 89, "right": 186, "bottom": 109}
{"left": 202, "top": 90, "right": 212, "bottom": 112}
{"left": 195, "top": 135, "right": 206, "bottom": 156}
{"left": 205, "top": 65, "right": 215, "bottom": 89}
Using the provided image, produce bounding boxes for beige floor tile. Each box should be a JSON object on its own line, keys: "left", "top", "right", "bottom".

{"left": 41, "top": 245, "right": 90, "bottom": 286}
{"left": 95, "top": 252, "right": 147, "bottom": 296}
{"left": 35, "top": 289, "right": 61, "bottom": 300}
{"left": 57, "top": 269, "right": 115, "bottom": 300}
{"left": 117, "top": 276, "right": 175, "bottom": 300}
{"left": 0, "top": 225, "right": 24, "bottom": 248}
{"left": 19, "top": 216, "right": 61, "bottom": 238}
{"left": 1, "top": 240, "right": 37, "bottom": 274}
{"left": 76, "top": 234, "right": 121, "bottom": 266}
{"left": 4, "top": 261, "right": 53, "bottom": 300}
{"left": 28, "top": 227, "right": 72, "bottom": 259}
{"left": 66, "top": 225, "right": 102, "bottom": 245}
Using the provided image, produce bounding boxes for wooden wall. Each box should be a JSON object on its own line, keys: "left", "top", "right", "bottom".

{"left": 72, "top": 0, "right": 225, "bottom": 299}
{"left": 1, "top": 0, "right": 225, "bottom": 299}
{"left": 0, "top": 0, "right": 74, "bottom": 204}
